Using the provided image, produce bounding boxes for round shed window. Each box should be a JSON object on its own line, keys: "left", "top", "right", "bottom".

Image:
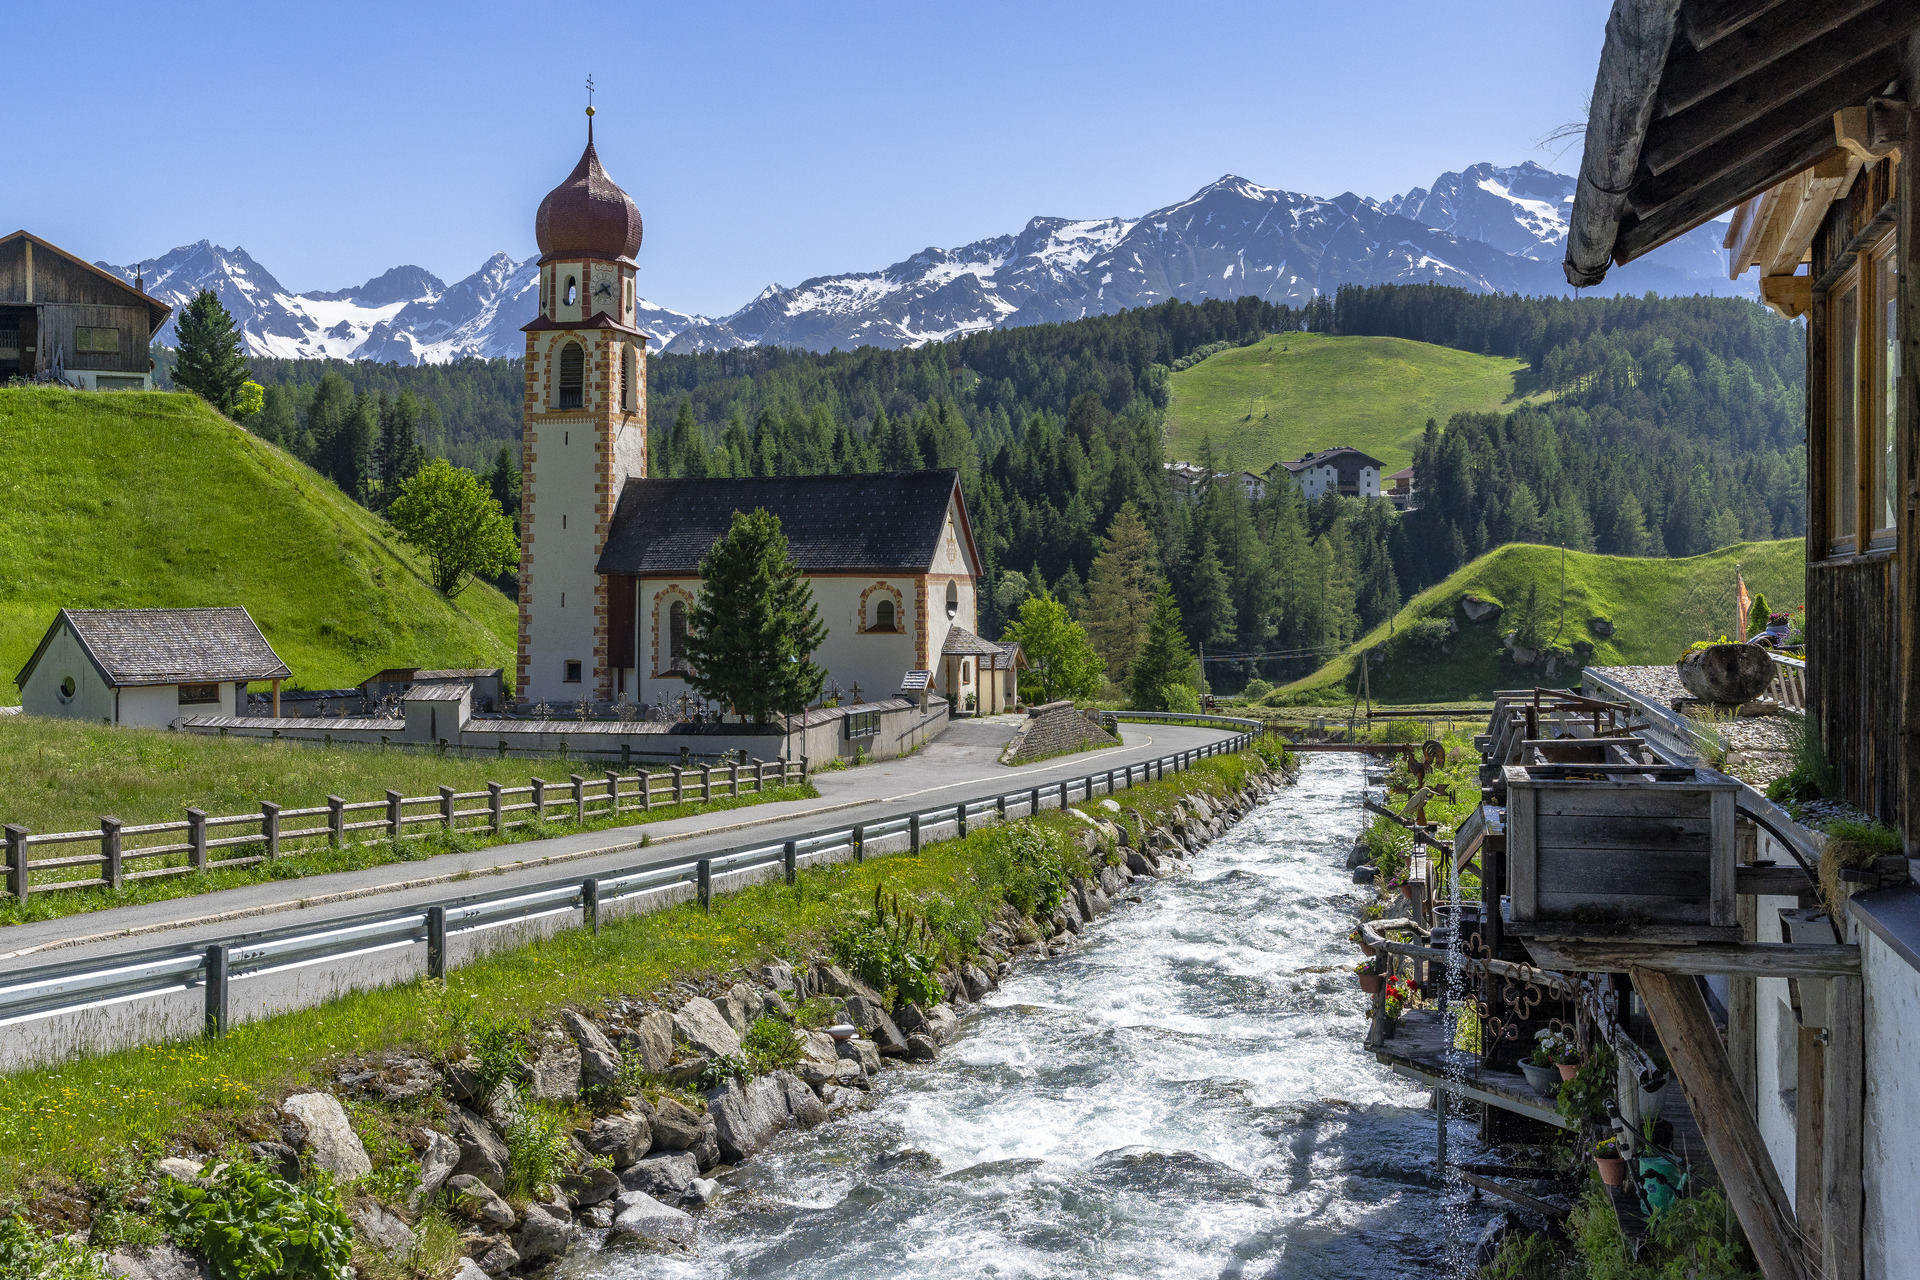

{"left": 58, "top": 674, "right": 76, "bottom": 702}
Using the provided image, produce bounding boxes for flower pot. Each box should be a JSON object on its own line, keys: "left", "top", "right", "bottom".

{"left": 1557, "top": 1061, "right": 1581, "bottom": 1081}
{"left": 1594, "top": 1156, "right": 1628, "bottom": 1187}
{"left": 1518, "top": 1061, "right": 1560, "bottom": 1097}
{"left": 1358, "top": 973, "right": 1385, "bottom": 994}
{"left": 1358, "top": 939, "right": 1377, "bottom": 958}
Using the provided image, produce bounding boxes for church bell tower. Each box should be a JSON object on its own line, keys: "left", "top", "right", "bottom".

{"left": 518, "top": 103, "right": 649, "bottom": 705}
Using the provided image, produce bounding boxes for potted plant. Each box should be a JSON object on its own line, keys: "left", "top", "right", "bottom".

{"left": 1383, "top": 974, "right": 1415, "bottom": 1020}
{"left": 1355, "top": 958, "right": 1385, "bottom": 994}
{"left": 1592, "top": 1136, "right": 1628, "bottom": 1187}
{"left": 1348, "top": 926, "right": 1377, "bottom": 959}
{"left": 1518, "top": 1035, "right": 1561, "bottom": 1097}
{"left": 1532, "top": 1028, "right": 1581, "bottom": 1080}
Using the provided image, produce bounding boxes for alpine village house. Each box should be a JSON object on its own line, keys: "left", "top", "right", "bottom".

{"left": 1354, "top": 9, "right": 1920, "bottom": 1280}
{"left": 0, "top": 231, "right": 171, "bottom": 389}
{"left": 513, "top": 111, "right": 989, "bottom": 717}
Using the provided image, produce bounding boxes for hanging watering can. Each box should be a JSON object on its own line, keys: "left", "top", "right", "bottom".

{"left": 1636, "top": 1154, "right": 1687, "bottom": 1215}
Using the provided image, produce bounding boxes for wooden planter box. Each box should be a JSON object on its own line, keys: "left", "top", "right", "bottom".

{"left": 1520, "top": 735, "right": 1665, "bottom": 769}
{"left": 1503, "top": 762, "right": 1740, "bottom": 933}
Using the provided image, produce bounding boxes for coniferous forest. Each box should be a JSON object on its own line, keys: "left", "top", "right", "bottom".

{"left": 236, "top": 283, "right": 1807, "bottom": 689}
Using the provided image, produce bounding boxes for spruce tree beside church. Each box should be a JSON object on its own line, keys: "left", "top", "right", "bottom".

{"left": 685, "top": 509, "right": 829, "bottom": 724}
{"left": 171, "top": 289, "right": 251, "bottom": 417}
{"left": 1129, "top": 585, "right": 1197, "bottom": 711}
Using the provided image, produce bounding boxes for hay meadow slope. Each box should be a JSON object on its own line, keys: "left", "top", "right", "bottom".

{"left": 1163, "top": 332, "right": 1534, "bottom": 473}
{"left": 1276, "top": 539, "right": 1805, "bottom": 704}
{"left": 0, "top": 388, "right": 516, "bottom": 702}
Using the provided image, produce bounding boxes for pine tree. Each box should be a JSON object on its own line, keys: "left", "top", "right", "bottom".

{"left": 172, "top": 290, "right": 251, "bottom": 416}
{"left": 1082, "top": 501, "right": 1160, "bottom": 682}
{"left": 1180, "top": 532, "right": 1237, "bottom": 650}
{"left": 373, "top": 390, "right": 427, "bottom": 507}
{"left": 1128, "top": 585, "right": 1195, "bottom": 711}
{"left": 484, "top": 445, "right": 521, "bottom": 517}
{"left": 684, "top": 509, "right": 829, "bottom": 724}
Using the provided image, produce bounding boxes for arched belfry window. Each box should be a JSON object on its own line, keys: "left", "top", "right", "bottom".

{"left": 874, "top": 599, "right": 896, "bottom": 632}
{"left": 558, "top": 342, "right": 585, "bottom": 410}
{"left": 668, "top": 600, "right": 688, "bottom": 672}
{"left": 564, "top": 275, "right": 578, "bottom": 307}
{"left": 946, "top": 581, "right": 959, "bottom": 619}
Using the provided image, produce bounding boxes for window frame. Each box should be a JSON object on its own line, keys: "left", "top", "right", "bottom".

{"left": 873, "top": 598, "right": 896, "bottom": 633}
{"left": 563, "top": 660, "right": 583, "bottom": 684}
{"left": 667, "top": 600, "right": 689, "bottom": 672}
{"left": 74, "top": 326, "right": 120, "bottom": 354}
{"left": 1823, "top": 229, "right": 1902, "bottom": 559}
{"left": 177, "top": 682, "right": 220, "bottom": 706}
{"left": 557, "top": 341, "right": 585, "bottom": 411}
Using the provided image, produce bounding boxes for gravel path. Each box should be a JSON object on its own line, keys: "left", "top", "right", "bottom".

{"left": 1599, "top": 664, "right": 1798, "bottom": 787}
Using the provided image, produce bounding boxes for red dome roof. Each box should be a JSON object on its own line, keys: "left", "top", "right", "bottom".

{"left": 535, "top": 135, "right": 642, "bottom": 264}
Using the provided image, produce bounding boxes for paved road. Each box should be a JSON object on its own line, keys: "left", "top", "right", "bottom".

{"left": 1, "top": 718, "right": 1239, "bottom": 968}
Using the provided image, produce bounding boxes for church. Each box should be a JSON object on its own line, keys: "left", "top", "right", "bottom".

{"left": 516, "top": 111, "right": 986, "bottom": 715}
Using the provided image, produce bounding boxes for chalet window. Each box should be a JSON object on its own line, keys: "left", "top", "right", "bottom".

{"left": 74, "top": 327, "right": 119, "bottom": 353}
{"left": 1829, "top": 274, "right": 1858, "bottom": 551}
{"left": 178, "top": 683, "right": 220, "bottom": 705}
{"left": 1826, "top": 235, "right": 1902, "bottom": 555}
{"left": 563, "top": 661, "right": 583, "bottom": 684}
{"left": 668, "top": 600, "right": 688, "bottom": 672}
{"left": 873, "top": 599, "right": 896, "bottom": 632}
{"left": 1871, "top": 243, "right": 1899, "bottom": 537}
{"left": 558, "top": 342, "right": 585, "bottom": 410}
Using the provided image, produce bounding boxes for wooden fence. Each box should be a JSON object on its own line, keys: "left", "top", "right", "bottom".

{"left": 3, "top": 758, "right": 806, "bottom": 904}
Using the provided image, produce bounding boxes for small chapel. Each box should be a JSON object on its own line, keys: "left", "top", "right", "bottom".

{"left": 516, "top": 110, "right": 987, "bottom": 716}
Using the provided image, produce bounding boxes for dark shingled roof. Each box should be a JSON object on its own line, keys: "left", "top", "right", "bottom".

{"left": 20, "top": 607, "right": 291, "bottom": 688}
{"left": 941, "top": 626, "right": 1001, "bottom": 657}
{"left": 596, "top": 471, "right": 969, "bottom": 577}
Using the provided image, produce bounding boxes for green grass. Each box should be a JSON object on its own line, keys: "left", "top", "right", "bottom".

{"left": 1163, "top": 332, "right": 1538, "bottom": 473}
{"left": 1276, "top": 539, "right": 1806, "bottom": 704}
{"left": 0, "top": 751, "right": 1266, "bottom": 1204}
{"left": 0, "top": 712, "right": 816, "bottom": 927}
{"left": 0, "top": 388, "right": 516, "bottom": 704}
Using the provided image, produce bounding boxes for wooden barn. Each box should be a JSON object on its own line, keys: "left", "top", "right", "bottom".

{"left": 0, "top": 231, "right": 171, "bottom": 390}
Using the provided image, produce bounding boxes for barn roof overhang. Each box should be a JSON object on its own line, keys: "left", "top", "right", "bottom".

{"left": 1563, "top": 0, "right": 1919, "bottom": 290}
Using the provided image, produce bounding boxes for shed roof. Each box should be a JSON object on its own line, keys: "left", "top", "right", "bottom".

{"left": 940, "top": 626, "right": 1001, "bottom": 657}
{"left": 596, "top": 471, "right": 977, "bottom": 577}
{"left": 17, "top": 607, "right": 291, "bottom": 689}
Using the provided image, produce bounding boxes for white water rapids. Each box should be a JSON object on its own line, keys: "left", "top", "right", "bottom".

{"left": 560, "top": 753, "right": 1476, "bottom": 1279}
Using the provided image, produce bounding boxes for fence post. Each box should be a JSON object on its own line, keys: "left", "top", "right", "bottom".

{"left": 672, "top": 768, "right": 685, "bottom": 805}
{"left": 700, "top": 765, "right": 712, "bottom": 803}
{"left": 426, "top": 905, "right": 447, "bottom": 980}
{"left": 6, "top": 825, "right": 28, "bottom": 903}
{"left": 325, "top": 797, "right": 343, "bottom": 850}
{"left": 606, "top": 771, "right": 620, "bottom": 817}
{"left": 697, "top": 859, "right": 712, "bottom": 912}
{"left": 204, "top": 944, "right": 229, "bottom": 1038}
{"left": 852, "top": 824, "right": 865, "bottom": 864}
{"left": 784, "top": 840, "right": 797, "bottom": 885}
{"left": 957, "top": 801, "right": 969, "bottom": 839}
{"left": 438, "top": 785, "right": 455, "bottom": 830}
{"left": 756, "top": 759, "right": 766, "bottom": 792}
{"left": 488, "top": 783, "right": 503, "bottom": 835}
{"left": 571, "top": 774, "right": 585, "bottom": 825}
{"left": 729, "top": 762, "right": 740, "bottom": 797}
{"left": 101, "top": 816, "right": 123, "bottom": 892}
{"left": 583, "top": 877, "right": 600, "bottom": 936}
{"left": 188, "top": 808, "right": 209, "bottom": 869}
{"left": 387, "top": 790, "right": 403, "bottom": 840}
{"left": 639, "top": 771, "right": 651, "bottom": 812}
{"left": 910, "top": 812, "right": 921, "bottom": 853}
{"left": 532, "top": 778, "right": 547, "bottom": 822}
{"left": 800, "top": 755, "right": 810, "bottom": 779}
{"left": 261, "top": 802, "right": 280, "bottom": 861}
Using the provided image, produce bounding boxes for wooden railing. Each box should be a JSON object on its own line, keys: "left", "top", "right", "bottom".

{"left": 3, "top": 758, "right": 806, "bottom": 904}
{"left": 1766, "top": 651, "right": 1807, "bottom": 714}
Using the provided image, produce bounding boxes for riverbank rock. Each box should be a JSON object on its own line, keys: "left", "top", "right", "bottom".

{"left": 906, "top": 1033, "right": 938, "bottom": 1062}
{"left": 718, "top": 983, "right": 766, "bottom": 1033}
{"left": 560, "top": 1009, "right": 625, "bottom": 1098}
{"left": 280, "top": 1093, "right": 370, "bottom": 1181}
{"left": 472, "top": 1236, "right": 519, "bottom": 1276}
{"left": 449, "top": 1174, "right": 516, "bottom": 1228}
{"left": 529, "top": 1032, "right": 582, "bottom": 1103}
{"left": 413, "top": 1129, "right": 460, "bottom": 1210}
{"left": 798, "top": 1030, "right": 862, "bottom": 1089}
{"left": 561, "top": 1166, "right": 621, "bottom": 1207}
{"left": 705, "top": 1071, "right": 822, "bottom": 1162}
{"left": 927, "top": 1004, "right": 958, "bottom": 1042}
{"left": 620, "top": 1151, "right": 698, "bottom": 1201}
{"left": 673, "top": 997, "right": 744, "bottom": 1059}
{"left": 584, "top": 1109, "right": 652, "bottom": 1166}
{"left": 451, "top": 1107, "right": 510, "bottom": 1191}
{"left": 649, "top": 1097, "right": 704, "bottom": 1151}
{"left": 351, "top": 1204, "right": 414, "bottom": 1256}
{"left": 513, "top": 1204, "right": 575, "bottom": 1267}
{"left": 609, "top": 1190, "right": 695, "bottom": 1249}
{"left": 620, "top": 1012, "right": 676, "bottom": 1074}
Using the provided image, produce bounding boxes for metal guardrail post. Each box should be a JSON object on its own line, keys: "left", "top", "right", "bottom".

{"left": 583, "top": 877, "right": 600, "bottom": 936}
{"left": 853, "top": 824, "right": 865, "bottom": 864}
{"left": 426, "top": 905, "right": 447, "bottom": 979}
{"left": 909, "top": 813, "right": 922, "bottom": 853}
{"left": 697, "top": 859, "right": 712, "bottom": 911}
{"left": 572, "top": 774, "right": 586, "bottom": 824}
{"left": 532, "top": 777, "right": 547, "bottom": 821}
{"left": 1060, "top": 780, "right": 1069, "bottom": 809}
{"left": 784, "top": 840, "right": 797, "bottom": 885}
{"left": 1030, "top": 787, "right": 1042, "bottom": 817}
{"left": 101, "top": 816, "right": 123, "bottom": 892}
{"left": 441, "top": 786, "right": 456, "bottom": 829}
{"left": 488, "top": 783, "right": 503, "bottom": 834}
{"left": 188, "top": 808, "right": 209, "bottom": 869}
{"left": 997, "top": 794, "right": 1007, "bottom": 821}
{"left": 957, "top": 801, "right": 968, "bottom": 839}
{"left": 5, "top": 825, "right": 26, "bottom": 903}
{"left": 204, "top": 944, "right": 229, "bottom": 1038}
{"left": 386, "top": 790, "right": 402, "bottom": 839}
{"left": 261, "top": 802, "right": 279, "bottom": 860}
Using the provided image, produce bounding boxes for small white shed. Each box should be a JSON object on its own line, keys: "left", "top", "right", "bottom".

{"left": 15, "top": 607, "right": 292, "bottom": 728}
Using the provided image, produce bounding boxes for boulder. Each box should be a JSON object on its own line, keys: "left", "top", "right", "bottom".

{"left": 450, "top": 1106, "right": 510, "bottom": 1192}
{"left": 718, "top": 982, "right": 765, "bottom": 1034}
{"left": 962, "top": 965, "right": 993, "bottom": 1001}
{"left": 621, "top": 1012, "right": 676, "bottom": 1075}
{"left": 452, "top": 1261, "right": 489, "bottom": 1280}
{"left": 1097, "top": 798, "right": 1121, "bottom": 813}
{"left": 473, "top": 1237, "right": 519, "bottom": 1276}
{"left": 105, "top": 1244, "right": 211, "bottom": 1280}
{"left": 841, "top": 994, "right": 909, "bottom": 1057}
{"left": 560, "top": 1009, "right": 625, "bottom": 1099}
{"left": 760, "top": 988, "right": 793, "bottom": 1021}
{"left": 758, "top": 959, "right": 795, "bottom": 991}
{"left": 619, "top": 1150, "right": 699, "bottom": 1201}
{"left": 672, "top": 997, "right": 744, "bottom": 1059}
{"left": 686, "top": 1177, "right": 720, "bottom": 1206}
{"left": 528, "top": 1033, "right": 582, "bottom": 1103}
{"left": 797, "top": 1029, "right": 859, "bottom": 1089}
{"left": 279, "top": 1093, "right": 370, "bottom": 1181}
{"left": 906, "top": 1034, "right": 938, "bottom": 1062}
{"left": 609, "top": 1190, "right": 696, "bottom": 1249}
{"left": 690, "top": 1121, "right": 721, "bottom": 1171}
{"left": 775, "top": 1070, "right": 827, "bottom": 1126}
{"left": 155, "top": 1157, "right": 205, "bottom": 1184}
{"left": 1125, "top": 850, "right": 1155, "bottom": 878}
{"left": 926, "top": 1004, "right": 958, "bottom": 1042}
{"left": 1588, "top": 616, "right": 1615, "bottom": 638}
{"left": 247, "top": 1141, "right": 300, "bottom": 1184}
{"left": 448, "top": 1174, "right": 517, "bottom": 1228}
{"left": 893, "top": 1003, "right": 931, "bottom": 1038}
{"left": 649, "top": 1097, "right": 704, "bottom": 1151}
{"left": 705, "top": 1076, "right": 785, "bottom": 1163}
{"left": 1676, "top": 643, "right": 1775, "bottom": 705}
{"left": 412, "top": 1128, "right": 460, "bottom": 1210}
{"left": 812, "top": 962, "right": 857, "bottom": 996}
{"left": 512, "top": 1204, "right": 575, "bottom": 1268}
{"left": 583, "top": 1110, "right": 652, "bottom": 1166}
{"left": 1461, "top": 594, "right": 1501, "bottom": 623}
{"left": 561, "top": 1165, "right": 622, "bottom": 1207}
{"left": 837, "top": 1036, "right": 882, "bottom": 1075}
{"left": 350, "top": 1204, "right": 414, "bottom": 1257}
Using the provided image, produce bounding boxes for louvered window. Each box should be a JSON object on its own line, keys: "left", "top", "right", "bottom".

{"left": 558, "top": 342, "right": 585, "bottom": 410}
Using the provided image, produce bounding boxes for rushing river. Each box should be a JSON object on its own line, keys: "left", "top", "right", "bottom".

{"left": 560, "top": 753, "right": 1471, "bottom": 1279}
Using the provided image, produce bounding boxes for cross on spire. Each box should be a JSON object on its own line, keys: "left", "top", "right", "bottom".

{"left": 585, "top": 73, "right": 596, "bottom": 142}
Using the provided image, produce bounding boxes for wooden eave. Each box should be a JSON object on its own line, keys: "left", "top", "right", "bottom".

{"left": 520, "top": 311, "right": 656, "bottom": 341}
{"left": 1564, "top": 0, "right": 1917, "bottom": 288}
{"left": 0, "top": 230, "right": 174, "bottom": 337}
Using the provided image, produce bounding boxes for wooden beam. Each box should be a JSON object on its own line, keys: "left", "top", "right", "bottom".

{"left": 1660, "top": 0, "right": 1883, "bottom": 118}
{"left": 1736, "top": 863, "right": 1816, "bottom": 896}
{"left": 1729, "top": 894, "right": 1759, "bottom": 1112}
{"left": 1632, "top": 966, "right": 1812, "bottom": 1280}
{"left": 1565, "top": 0, "right": 1686, "bottom": 287}
{"left": 1821, "top": 975, "right": 1863, "bottom": 1280}
{"left": 1760, "top": 149, "right": 1857, "bottom": 276}
{"left": 1761, "top": 274, "right": 1813, "bottom": 318}
{"left": 1680, "top": 0, "right": 1793, "bottom": 52}
{"left": 1616, "top": 118, "right": 1837, "bottom": 263}
{"left": 1524, "top": 940, "right": 1861, "bottom": 977}
{"left": 1451, "top": 1168, "right": 1572, "bottom": 1219}
{"left": 1794, "top": 1024, "right": 1825, "bottom": 1260}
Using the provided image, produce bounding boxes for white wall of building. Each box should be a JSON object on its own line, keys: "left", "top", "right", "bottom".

{"left": 1862, "top": 926, "right": 1920, "bottom": 1280}
{"left": 17, "top": 623, "right": 113, "bottom": 722}
{"left": 522, "top": 399, "right": 606, "bottom": 704}
{"left": 1750, "top": 894, "right": 1801, "bottom": 1196}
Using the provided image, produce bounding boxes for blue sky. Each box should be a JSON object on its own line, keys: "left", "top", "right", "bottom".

{"left": 13, "top": 1, "right": 1612, "bottom": 317}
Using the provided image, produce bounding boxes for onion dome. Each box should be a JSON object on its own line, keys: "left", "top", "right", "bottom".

{"left": 535, "top": 115, "right": 642, "bottom": 263}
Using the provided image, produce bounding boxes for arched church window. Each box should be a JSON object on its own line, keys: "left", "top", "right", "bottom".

{"left": 558, "top": 342, "right": 585, "bottom": 410}
{"left": 946, "top": 581, "right": 959, "bottom": 619}
{"left": 564, "top": 276, "right": 578, "bottom": 307}
{"left": 874, "top": 599, "right": 895, "bottom": 632}
{"left": 622, "top": 343, "right": 637, "bottom": 412}
{"left": 668, "top": 600, "right": 688, "bottom": 672}
{"left": 961, "top": 660, "right": 971, "bottom": 682}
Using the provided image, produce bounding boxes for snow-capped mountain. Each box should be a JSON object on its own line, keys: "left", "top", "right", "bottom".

{"left": 105, "top": 160, "right": 1743, "bottom": 364}
{"left": 97, "top": 244, "right": 710, "bottom": 363}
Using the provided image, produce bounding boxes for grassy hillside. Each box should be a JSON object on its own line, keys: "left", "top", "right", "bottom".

{"left": 1164, "top": 332, "right": 1534, "bottom": 473}
{"left": 0, "top": 388, "right": 515, "bottom": 702}
{"left": 1275, "top": 539, "right": 1806, "bottom": 704}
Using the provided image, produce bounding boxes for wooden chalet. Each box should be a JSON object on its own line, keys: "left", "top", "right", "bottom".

{"left": 0, "top": 231, "right": 171, "bottom": 390}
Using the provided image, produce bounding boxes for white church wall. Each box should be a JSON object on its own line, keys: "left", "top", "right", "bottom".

{"left": 522, "top": 403, "right": 607, "bottom": 705}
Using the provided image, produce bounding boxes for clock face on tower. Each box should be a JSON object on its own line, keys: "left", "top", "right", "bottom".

{"left": 595, "top": 281, "right": 613, "bottom": 297}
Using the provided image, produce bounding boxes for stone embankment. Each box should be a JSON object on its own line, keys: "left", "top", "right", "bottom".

{"left": 104, "top": 756, "right": 1294, "bottom": 1280}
